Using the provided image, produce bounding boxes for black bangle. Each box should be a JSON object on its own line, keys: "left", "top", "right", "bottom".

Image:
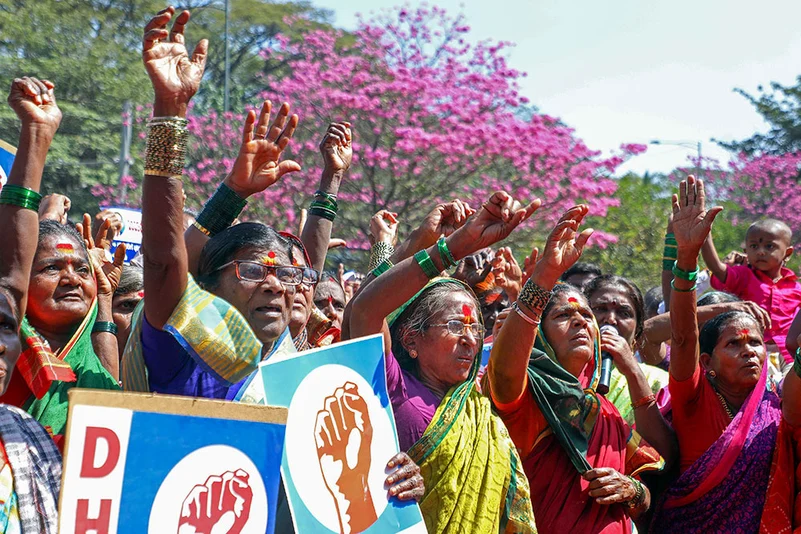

{"left": 195, "top": 182, "right": 248, "bottom": 237}
{"left": 793, "top": 348, "right": 801, "bottom": 379}
{"left": 92, "top": 321, "right": 118, "bottom": 335}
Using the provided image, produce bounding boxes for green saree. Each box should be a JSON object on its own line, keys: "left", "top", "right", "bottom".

{"left": 395, "top": 278, "right": 537, "bottom": 533}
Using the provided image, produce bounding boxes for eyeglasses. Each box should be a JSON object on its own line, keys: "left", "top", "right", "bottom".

{"left": 301, "top": 267, "right": 320, "bottom": 287}
{"left": 431, "top": 320, "right": 485, "bottom": 337}
{"left": 216, "top": 260, "right": 304, "bottom": 286}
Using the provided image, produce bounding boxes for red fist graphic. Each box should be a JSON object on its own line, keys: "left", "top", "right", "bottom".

{"left": 177, "top": 469, "right": 253, "bottom": 534}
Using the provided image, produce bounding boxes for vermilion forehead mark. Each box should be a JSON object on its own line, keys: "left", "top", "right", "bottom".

{"left": 737, "top": 328, "right": 750, "bottom": 339}
{"left": 327, "top": 296, "right": 333, "bottom": 305}
{"left": 56, "top": 243, "right": 75, "bottom": 255}
{"left": 137, "top": 291, "right": 145, "bottom": 298}
{"left": 462, "top": 303, "right": 474, "bottom": 323}
{"left": 567, "top": 297, "right": 581, "bottom": 309}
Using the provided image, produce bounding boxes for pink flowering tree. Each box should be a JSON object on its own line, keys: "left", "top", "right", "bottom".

{"left": 97, "top": 5, "right": 636, "bottom": 253}
{"left": 717, "top": 152, "right": 801, "bottom": 235}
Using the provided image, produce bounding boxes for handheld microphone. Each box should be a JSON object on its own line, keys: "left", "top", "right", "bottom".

{"left": 596, "top": 324, "right": 618, "bottom": 395}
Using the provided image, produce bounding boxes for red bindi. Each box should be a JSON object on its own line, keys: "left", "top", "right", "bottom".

{"left": 137, "top": 291, "right": 145, "bottom": 298}
{"left": 462, "top": 303, "right": 474, "bottom": 323}
{"left": 327, "top": 296, "right": 334, "bottom": 305}
{"left": 567, "top": 297, "right": 581, "bottom": 309}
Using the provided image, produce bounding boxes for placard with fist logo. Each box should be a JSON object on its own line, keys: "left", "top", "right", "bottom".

{"left": 261, "top": 334, "right": 426, "bottom": 534}
{"left": 59, "top": 391, "right": 287, "bottom": 534}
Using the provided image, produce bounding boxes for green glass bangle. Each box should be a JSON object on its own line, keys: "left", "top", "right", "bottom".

{"left": 671, "top": 279, "right": 697, "bottom": 293}
{"left": 437, "top": 237, "right": 457, "bottom": 269}
{"left": 794, "top": 348, "right": 801, "bottom": 379}
{"left": 414, "top": 250, "right": 440, "bottom": 279}
{"left": 371, "top": 259, "right": 393, "bottom": 278}
{"left": 92, "top": 321, "right": 118, "bottom": 335}
{"left": 310, "top": 199, "right": 338, "bottom": 212}
{"left": 314, "top": 190, "right": 338, "bottom": 206}
{"left": 196, "top": 182, "right": 248, "bottom": 237}
{"left": 309, "top": 207, "right": 336, "bottom": 222}
{"left": 0, "top": 184, "right": 42, "bottom": 212}
{"left": 672, "top": 261, "right": 699, "bottom": 282}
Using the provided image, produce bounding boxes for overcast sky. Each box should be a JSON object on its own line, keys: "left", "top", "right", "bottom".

{"left": 313, "top": 0, "right": 801, "bottom": 175}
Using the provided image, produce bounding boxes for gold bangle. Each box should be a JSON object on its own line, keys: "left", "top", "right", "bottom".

{"left": 144, "top": 169, "right": 183, "bottom": 178}
{"left": 192, "top": 220, "right": 211, "bottom": 236}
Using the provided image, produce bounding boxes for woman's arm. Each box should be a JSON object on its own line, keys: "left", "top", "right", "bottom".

{"left": 783, "top": 338, "right": 801, "bottom": 426}
{"left": 0, "top": 77, "right": 61, "bottom": 321}
{"left": 668, "top": 176, "right": 723, "bottom": 382}
{"left": 185, "top": 101, "right": 300, "bottom": 276}
{"left": 603, "top": 332, "right": 677, "bottom": 464}
{"left": 301, "top": 122, "right": 352, "bottom": 273}
{"left": 489, "top": 205, "right": 593, "bottom": 405}
{"left": 347, "top": 192, "right": 539, "bottom": 351}
{"left": 643, "top": 300, "right": 772, "bottom": 345}
{"left": 341, "top": 200, "right": 473, "bottom": 341}
{"left": 787, "top": 308, "right": 801, "bottom": 356}
{"left": 141, "top": 7, "right": 206, "bottom": 329}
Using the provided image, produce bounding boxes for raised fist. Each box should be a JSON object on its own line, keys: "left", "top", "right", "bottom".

{"left": 177, "top": 469, "right": 253, "bottom": 534}
{"left": 315, "top": 382, "right": 377, "bottom": 533}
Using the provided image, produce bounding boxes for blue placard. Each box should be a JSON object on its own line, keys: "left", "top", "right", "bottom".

{"left": 101, "top": 206, "right": 142, "bottom": 264}
{"left": 261, "top": 334, "right": 426, "bottom": 533}
{"left": 59, "top": 392, "right": 286, "bottom": 534}
{"left": 0, "top": 139, "right": 16, "bottom": 187}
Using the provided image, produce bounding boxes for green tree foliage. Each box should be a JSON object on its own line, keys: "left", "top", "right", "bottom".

{"left": 0, "top": 0, "right": 331, "bottom": 216}
{"left": 718, "top": 76, "right": 801, "bottom": 156}
{"left": 580, "top": 173, "right": 672, "bottom": 292}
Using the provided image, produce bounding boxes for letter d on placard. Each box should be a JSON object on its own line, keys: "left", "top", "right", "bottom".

{"left": 80, "top": 427, "right": 121, "bottom": 478}
{"left": 59, "top": 405, "right": 133, "bottom": 534}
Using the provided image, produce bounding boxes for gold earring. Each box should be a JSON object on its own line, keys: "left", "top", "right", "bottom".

{"left": 410, "top": 350, "right": 418, "bottom": 358}
{"left": 708, "top": 370, "right": 716, "bottom": 378}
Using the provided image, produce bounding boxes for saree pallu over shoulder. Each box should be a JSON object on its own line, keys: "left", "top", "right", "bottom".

{"left": 408, "top": 378, "right": 537, "bottom": 534}
{"left": 0, "top": 404, "right": 61, "bottom": 534}
{"left": 122, "top": 274, "right": 263, "bottom": 392}
{"left": 8, "top": 303, "right": 119, "bottom": 436}
{"left": 651, "top": 386, "right": 792, "bottom": 534}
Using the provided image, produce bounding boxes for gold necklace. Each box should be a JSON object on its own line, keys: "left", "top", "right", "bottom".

{"left": 714, "top": 390, "right": 734, "bottom": 420}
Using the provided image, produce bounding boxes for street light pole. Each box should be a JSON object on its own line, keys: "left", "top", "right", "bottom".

{"left": 223, "top": 0, "right": 230, "bottom": 113}
{"left": 649, "top": 139, "right": 704, "bottom": 179}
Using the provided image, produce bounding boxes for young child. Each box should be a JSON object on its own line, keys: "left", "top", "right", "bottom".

{"left": 702, "top": 218, "right": 801, "bottom": 365}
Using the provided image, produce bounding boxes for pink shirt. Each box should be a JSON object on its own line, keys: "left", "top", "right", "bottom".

{"left": 710, "top": 264, "right": 801, "bottom": 362}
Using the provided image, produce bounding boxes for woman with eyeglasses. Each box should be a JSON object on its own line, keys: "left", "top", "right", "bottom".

{"left": 122, "top": 9, "right": 427, "bottom": 520}
{"left": 347, "top": 191, "right": 539, "bottom": 533}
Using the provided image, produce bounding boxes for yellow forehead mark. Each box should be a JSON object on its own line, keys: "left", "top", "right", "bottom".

{"left": 261, "top": 251, "right": 277, "bottom": 266}
{"left": 567, "top": 297, "right": 581, "bottom": 310}
{"left": 56, "top": 243, "right": 75, "bottom": 255}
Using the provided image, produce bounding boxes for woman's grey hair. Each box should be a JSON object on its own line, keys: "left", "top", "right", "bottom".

{"left": 389, "top": 280, "right": 480, "bottom": 377}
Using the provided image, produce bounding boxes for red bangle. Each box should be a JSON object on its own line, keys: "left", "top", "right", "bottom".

{"left": 631, "top": 394, "right": 656, "bottom": 409}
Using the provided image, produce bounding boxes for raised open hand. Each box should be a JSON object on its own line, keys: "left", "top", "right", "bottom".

{"left": 320, "top": 122, "right": 352, "bottom": 173}
{"left": 492, "top": 247, "right": 523, "bottom": 294}
{"left": 417, "top": 200, "right": 475, "bottom": 245}
{"left": 522, "top": 247, "right": 539, "bottom": 284}
{"left": 38, "top": 194, "right": 71, "bottom": 224}
{"left": 77, "top": 213, "right": 126, "bottom": 297}
{"left": 142, "top": 7, "right": 208, "bottom": 115}
{"left": 671, "top": 176, "right": 723, "bottom": 253}
{"left": 224, "top": 101, "right": 300, "bottom": 198}
{"left": 369, "top": 210, "right": 399, "bottom": 246}
{"left": 532, "top": 205, "right": 593, "bottom": 287}
{"left": 8, "top": 77, "right": 61, "bottom": 137}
